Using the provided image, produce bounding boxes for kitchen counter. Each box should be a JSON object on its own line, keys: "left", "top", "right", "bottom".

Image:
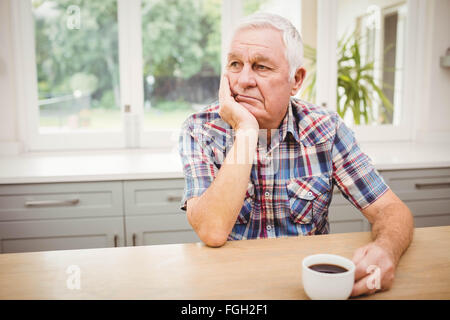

{"left": 0, "top": 226, "right": 448, "bottom": 299}
{"left": 0, "top": 141, "right": 449, "bottom": 184}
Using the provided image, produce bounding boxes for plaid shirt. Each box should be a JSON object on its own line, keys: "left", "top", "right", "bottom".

{"left": 179, "top": 98, "right": 389, "bottom": 240}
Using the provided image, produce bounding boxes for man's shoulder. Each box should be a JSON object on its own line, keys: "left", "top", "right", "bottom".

{"left": 181, "top": 101, "right": 231, "bottom": 139}
{"left": 291, "top": 97, "right": 338, "bottom": 120}
{"left": 291, "top": 98, "right": 340, "bottom": 146}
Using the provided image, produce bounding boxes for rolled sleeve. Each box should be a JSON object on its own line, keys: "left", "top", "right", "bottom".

{"left": 178, "top": 121, "right": 218, "bottom": 211}
{"left": 331, "top": 115, "right": 389, "bottom": 210}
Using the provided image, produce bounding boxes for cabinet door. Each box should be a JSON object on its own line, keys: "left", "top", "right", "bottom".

{"left": 125, "top": 214, "right": 199, "bottom": 246}
{"left": 0, "top": 181, "right": 123, "bottom": 221}
{"left": 123, "top": 179, "right": 197, "bottom": 246}
{"left": 124, "top": 179, "right": 184, "bottom": 215}
{"left": 0, "top": 217, "right": 125, "bottom": 253}
{"left": 381, "top": 168, "right": 450, "bottom": 228}
{"left": 328, "top": 189, "right": 370, "bottom": 234}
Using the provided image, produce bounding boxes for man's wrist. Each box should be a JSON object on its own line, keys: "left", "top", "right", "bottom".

{"left": 374, "top": 237, "right": 400, "bottom": 266}
{"left": 226, "top": 127, "right": 258, "bottom": 166}
{"left": 235, "top": 121, "right": 259, "bottom": 131}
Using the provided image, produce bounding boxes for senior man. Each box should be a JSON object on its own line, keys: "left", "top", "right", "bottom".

{"left": 178, "top": 13, "right": 413, "bottom": 297}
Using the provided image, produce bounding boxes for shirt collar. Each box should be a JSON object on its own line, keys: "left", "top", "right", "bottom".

{"left": 278, "top": 99, "right": 301, "bottom": 145}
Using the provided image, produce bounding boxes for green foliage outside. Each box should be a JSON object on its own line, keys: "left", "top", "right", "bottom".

{"left": 33, "top": 0, "right": 120, "bottom": 110}
{"left": 33, "top": 0, "right": 223, "bottom": 116}
{"left": 243, "top": 0, "right": 268, "bottom": 15}
{"left": 142, "top": 0, "right": 221, "bottom": 79}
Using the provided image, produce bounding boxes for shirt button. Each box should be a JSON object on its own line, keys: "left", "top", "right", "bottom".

{"left": 307, "top": 191, "right": 313, "bottom": 197}
{"left": 265, "top": 191, "right": 271, "bottom": 198}
{"left": 266, "top": 225, "right": 272, "bottom": 231}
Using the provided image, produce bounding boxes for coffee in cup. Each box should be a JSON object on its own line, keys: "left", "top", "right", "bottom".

{"left": 302, "top": 254, "right": 355, "bottom": 300}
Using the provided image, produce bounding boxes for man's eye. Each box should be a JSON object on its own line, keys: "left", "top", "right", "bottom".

{"left": 255, "top": 64, "right": 268, "bottom": 70}
{"left": 229, "top": 61, "right": 239, "bottom": 68}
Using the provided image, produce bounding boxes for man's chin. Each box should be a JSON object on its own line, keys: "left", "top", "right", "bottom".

{"left": 238, "top": 99, "right": 263, "bottom": 112}
{"left": 240, "top": 101, "right": 257, "bottom": 110}
{"left": 240, "top": 103, "right": 268, "bottom": 125}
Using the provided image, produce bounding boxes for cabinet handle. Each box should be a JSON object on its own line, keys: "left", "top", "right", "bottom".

{"left": 114, "top": 235, "right": 119, "bottom": 247}
{"left": 167, "top": 195, "right": 182, "bottom": 202}
{"left": 415, "top": 182, "right": 450, "bottom": 190}
{"left": 25, "top": 198, "right": 80, "bottom": 207}
{"left": 132, "top": 233, "right": 137, "bottom": 246}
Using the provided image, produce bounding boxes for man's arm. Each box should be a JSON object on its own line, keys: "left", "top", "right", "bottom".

{"left": 186, "top": 74, "right": 259, "bottom": 247}
{"left": 351, "top": 189, "right": 414, "bottom": 296}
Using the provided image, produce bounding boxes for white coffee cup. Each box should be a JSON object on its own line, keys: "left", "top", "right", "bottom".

{"left": 302, "top": 254, "right": 356, "bottom": 300}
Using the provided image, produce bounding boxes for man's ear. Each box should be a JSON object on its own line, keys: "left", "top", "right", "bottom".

{"left": 290, "top": 67, "right": 306, "bottom": 96}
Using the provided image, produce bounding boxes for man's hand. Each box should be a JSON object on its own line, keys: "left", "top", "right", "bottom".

{"left": 218, "top": 73, "right": 259, "bottom": 130}
{"left": 351, "top": 242, "right": 396, "bottom": 297}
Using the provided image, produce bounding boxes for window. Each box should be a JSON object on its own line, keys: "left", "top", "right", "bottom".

{"left": 17, "top": 0, "right": 226, "bottom": 150}
{"left": 336, "top": 0, "right": 407, "bottom": 127}
{"left": 314, "top": 0, "right": 419, "bottom": 142}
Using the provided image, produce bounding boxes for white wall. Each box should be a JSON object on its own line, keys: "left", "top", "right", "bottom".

{"left": 0, "top": 0, "right": 21, "bottom": 154}
{"left": 423, "top": 0, "right": 450, "bottom": 135}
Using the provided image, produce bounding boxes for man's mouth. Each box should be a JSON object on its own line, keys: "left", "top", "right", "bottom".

{"left": 235, "top": 94, "right": 261, "bottom": 103}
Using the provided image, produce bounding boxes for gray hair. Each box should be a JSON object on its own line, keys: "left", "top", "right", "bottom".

{"left": 232, "top": 12, "right": 304, "bottom": 81}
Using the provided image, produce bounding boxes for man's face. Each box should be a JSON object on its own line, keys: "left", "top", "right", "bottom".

{"left": 226, "top": 27, "right": 297, "bottom": 129}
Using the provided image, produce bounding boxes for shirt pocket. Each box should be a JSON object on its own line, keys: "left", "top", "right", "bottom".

{"left": 286, "top": 175, "right": 331, "bottom": 224}
{"left": 235, "top": 183, "right": 255, "bottom": 225}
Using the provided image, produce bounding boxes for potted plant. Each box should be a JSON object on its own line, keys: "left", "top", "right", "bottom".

{"left": 302, "top": 31, "right": 394, "bottom": 125}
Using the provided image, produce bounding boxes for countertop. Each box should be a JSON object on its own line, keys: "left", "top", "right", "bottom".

{"left": 0, "top": 141, "right": 449, "bottom": 184}
{"left": 0, "top": 226, "right": 448, "bottom": 299}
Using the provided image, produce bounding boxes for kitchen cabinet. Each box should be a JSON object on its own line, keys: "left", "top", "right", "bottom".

{"left": 123, "top": 180, "right": 199, "bottom": 246}
{"left": 0, "top": 218, "right": 125, "bottom": 253}
{"left": 0, "top": 179, "right": 197, "bottom": 253}
{"left": 0, "top": 167, "right": 448, "bottom": 253}
{"left": 381, "top": 167, "right": 450, "bottom": 228}
{"left": 0, "top": 181, "right": 125, "bottom": 253}
{"left": 327, "top": 167, "right": 450, "bottom": 233}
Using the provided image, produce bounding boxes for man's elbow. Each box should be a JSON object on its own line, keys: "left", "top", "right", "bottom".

{"left": 198, "top": 228, "right": 229, "bottom": 248}
{"left": 187, "top": 200, "right": 229, "bottom": 247}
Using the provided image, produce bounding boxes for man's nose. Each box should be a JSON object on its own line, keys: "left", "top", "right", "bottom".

{"left": 237, "top": 64, "right": 256, "bottom": 89}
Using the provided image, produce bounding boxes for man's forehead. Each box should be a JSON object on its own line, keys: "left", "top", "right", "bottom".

{"left": 227, "top": 51, "right": 274, "bottom": 63}
{"left": 228, "top": 27, "right": 285, "bottom": 58}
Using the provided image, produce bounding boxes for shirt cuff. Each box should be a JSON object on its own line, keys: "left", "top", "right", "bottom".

{"left": 180, "top": 187, "right": 209, "bottom": 211}
{"left": 358, "top": 179, "right": 390, "bottom": 210}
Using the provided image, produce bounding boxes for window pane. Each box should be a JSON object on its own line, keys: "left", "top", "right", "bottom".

{"left": 141, "top": 0, "right": 222, "bottom": 130}
{"left": 337, "top": 0, "right": 407, "bottom": 126}
{"left": 32, "top": 0, "right": 121, "bottom": 133}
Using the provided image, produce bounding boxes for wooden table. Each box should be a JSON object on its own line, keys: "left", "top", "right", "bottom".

{"left": 0, "top": 226, "right": 449, "bottom": 299}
